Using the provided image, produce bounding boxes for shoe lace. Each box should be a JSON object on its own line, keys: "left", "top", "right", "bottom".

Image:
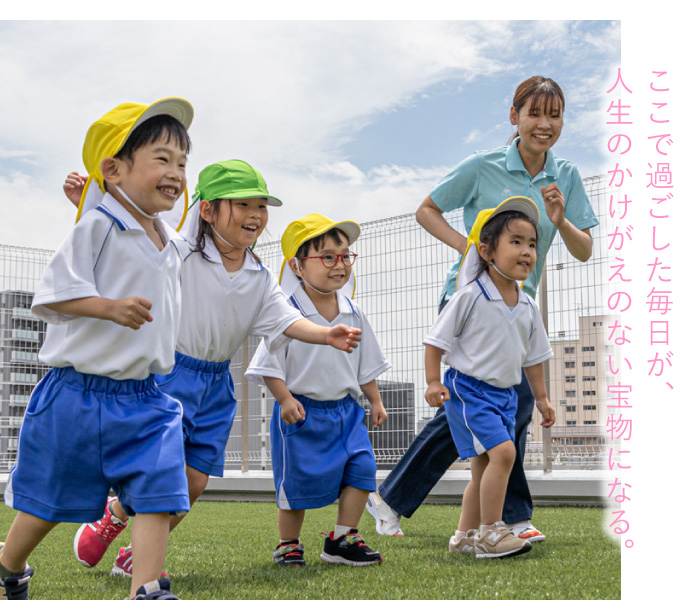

{"left": 95, "top": 516, "right": 125, "bottom": 542}
{"left": 345, "top": 533, "right": 366, "bottom": 546}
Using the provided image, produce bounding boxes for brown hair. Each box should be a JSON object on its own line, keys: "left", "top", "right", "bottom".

{"left": 508, "top": 76, "right": 565, "bottom": 143}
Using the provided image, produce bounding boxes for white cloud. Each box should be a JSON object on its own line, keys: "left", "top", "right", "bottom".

{"left": 0, "top": 20, "right": 618, "bottom": 249}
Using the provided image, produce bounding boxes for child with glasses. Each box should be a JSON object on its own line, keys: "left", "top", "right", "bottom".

{"left": 246, "top": 213, "right": 390, "bottom": 568}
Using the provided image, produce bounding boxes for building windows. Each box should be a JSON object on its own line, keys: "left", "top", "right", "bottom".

{"left": 582, "top": 376, "right": 596, "bottom": 382}
{"left": 564, "top": 347, "right": 575, "bottom": 354}
{"left": 582, "top": 346, "right": 595, "bottom": 352}
{"left": 582, "top": 361, "right": 596, "bottom": 367}
{"left": 565, "top": 361, "right": 575, "bottom": 369}
{"left": 565, "top": 375, "right": 576, "bottom": 383}
{"left": 566, "top": 406, "right": 577, "bottom": 412}
{"left": 583, "top": 405, "right": 597, "bottom": 411}
{"left": 583, "top": 420, "right": 597, "bottom": 425}
{"left": 565, "top": 390, "right": 576, "bottom": 397}
{"left": 566, "top": 420, "right": 577, "bottom": 426}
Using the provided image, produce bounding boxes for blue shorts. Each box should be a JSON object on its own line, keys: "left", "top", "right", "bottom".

{"left": 155, "top": 352, "right": 236, "bottom": 477}
{"left": 5, "top": 367, "right": 190, "bottom": 523}
{"left": 443, "top": 368, "right": 517, "bottom": 459}
{"left": 271, "top": 395, "right": 377, "bottom": 510}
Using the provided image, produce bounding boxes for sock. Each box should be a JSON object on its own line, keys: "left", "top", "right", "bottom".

{"left": 334, "top": 525, "right": 353, "bottom": 538}
{"left": 453, "top": 530, "right": 468, "bottom": 541}
{"left": 108, "top": 501, "right": 127, "bottom": 525}
{"left": 280, "top": 539, "right": 299, "bottom": 545}
{"left": 0, "top": 560, "right": 26, "bottom": 580}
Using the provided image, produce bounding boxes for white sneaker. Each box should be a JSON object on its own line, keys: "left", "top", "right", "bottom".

{"left": 365, "top": 492, "right": 404, "bottom": 536}
{"left": 506, "top": 520, "right": 545, "bottom": 543}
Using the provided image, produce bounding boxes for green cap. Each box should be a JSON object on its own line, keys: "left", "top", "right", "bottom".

{"left": 193, "top": 159, "right": 282, "bottom": 206}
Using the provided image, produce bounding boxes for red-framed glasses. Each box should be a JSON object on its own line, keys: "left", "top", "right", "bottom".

{"left": 299, "top": 251, "right": 358, "bottom": 268}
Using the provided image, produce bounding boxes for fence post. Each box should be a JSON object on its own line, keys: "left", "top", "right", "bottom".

{"left": 538, "top": 259, "right": 553, "bottom": 474}
{"left": 241, "top": 340, "right": 249, "bottom": 473}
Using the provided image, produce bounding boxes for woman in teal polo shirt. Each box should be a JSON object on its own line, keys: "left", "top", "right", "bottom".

{"left": 367, "top": 76, "right": 599, "bottom": 540}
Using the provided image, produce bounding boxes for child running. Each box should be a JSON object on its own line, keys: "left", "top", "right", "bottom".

{"left": 423, "top": 196, "right": 554, "bottom": 559}
{"left": 65, "top": 160, "right": 362, "bottom": 578}
{"left": 246, "top": 213, "right": 389, "bottom": 567}
{"left": 0, "top": 98, "right": 194, "bottom": 600}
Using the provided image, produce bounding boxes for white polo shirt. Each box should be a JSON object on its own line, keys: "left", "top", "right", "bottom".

{"left": 32, "top": 194, "right": 183, "bottom": 381}
{"left": 245, "top": 285, "right": 391, "bottom": 400}
{"left": 175, "top": 236, "right": 303, "bottom": 362}
{"left": 424, "top": 271, "right": 553, "bottom": 388}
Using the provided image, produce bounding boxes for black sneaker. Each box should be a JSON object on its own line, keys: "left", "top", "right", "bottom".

{"left": 0, "top": 566, "right": 34, "bottom": 600}
{"left": 320, "top": 529, "right": 382, "bottom": 566}
{"left": 131, "top": 578, "right": 179, "bottom": 599}
{"left": 273, "top": 541, "right": 306, "bottom": 566}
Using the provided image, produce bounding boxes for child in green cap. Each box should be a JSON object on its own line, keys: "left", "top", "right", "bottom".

{"left": 64, "top": 159, "right": 364, "bottom": 579}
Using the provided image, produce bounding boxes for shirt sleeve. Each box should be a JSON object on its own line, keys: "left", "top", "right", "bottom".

{"left": 251, "top": 270, "right": 304, "bottom": 355}
{"left": 244, "top": 339, "right": 287, "bottom": 386}
{"left": 523, "top": 303, "right": 554, "bottom": 367}
{"left": 31, "top": 214, "right": 110, "bottom": 324}
{"left": 429, "top": 152, "right": 480, "bottom": 213}
{"left": 356, "top": 305, "right": 391, "bottom": 385}
{"left": 423, "top": 287, "right": 474, "bottom": 352}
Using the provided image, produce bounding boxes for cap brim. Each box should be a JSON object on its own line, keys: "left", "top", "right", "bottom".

{"left": 491, "top": 196, "right": 539, "bottom": 224}
{"left": 211, "top": 191, "right": 282, "bottom": 207}
{"left": 134, "top": 97, "right": 194, "bottom": 132}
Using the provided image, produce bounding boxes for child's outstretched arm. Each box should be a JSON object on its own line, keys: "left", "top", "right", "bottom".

{"left": 360, "top": 380, "right": 387, "bottom": 428}
{"left": 44, "top": 296, "right": 154, "bottom": 330}
{"left": 283, "top": 319, "right": 361, "bottom": 353}
{"left": 424, "top": 344, "right": 449, "bottom": 408}
{"left": 63, "top": 171, "right": 87, "bottom": 208}
{"left": 264, "top": 376, "right": 306, "bottom": 425}
{"left": 523, "top": 362, "right": 555, "bottom": 427}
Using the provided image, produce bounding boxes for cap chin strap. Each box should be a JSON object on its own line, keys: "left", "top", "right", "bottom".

{"left": 490, "top": 261, "right": 515, "bottom": 281}
{"left": 210, "top": 225, "right": 236, "bottom": 249}
{"left": 292, "top": 258, "right": 335, "bottom": 296}
{"left": 301, "top": 278, "right": 336, "bottom": 296}
{"left": 115, "top": 185, "right": 158, "bottom": 220}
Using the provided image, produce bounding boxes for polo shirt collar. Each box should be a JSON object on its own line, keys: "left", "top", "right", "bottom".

{"left": 201, "top": 235, "right": 263, "bottom": 271}
{"left": 477, "top": 270, "right": 529, "bottom": 305}
{"left": 505, "top": 137, "right": 559, "bottom": 180}
{"left": 289, "top": 284, "right": 355, "bottom": 318}
{"left": 98, "top": 193, "right": 181, "bottom": 243}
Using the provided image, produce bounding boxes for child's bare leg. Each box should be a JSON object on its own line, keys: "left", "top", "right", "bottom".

{"left": 458, "top": 454, "right": 488, "bottom": 532}
{"left": 278, "top": 508, "right": 305, "bottom": 541}
{"left": 1, "top": 512, "right": 57, "bottom": 572}
{"left": 337, "top": 486, "right": 369, "bottom": 528}
{"left": 479, "top": 441, "right": 516, "bottom": 525}
{"left": 129, "top": 513, "right": 170, "bottom": 597}
{"left": 168, "top": 465, "right": 209, "bottom": 531}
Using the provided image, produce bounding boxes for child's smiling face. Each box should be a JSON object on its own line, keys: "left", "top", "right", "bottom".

{"left": 109, "top": 133, "right": 187, "bottom": 219}
{"left": 480, "top": 218, "right": 537, "bottom": 284}
{"left": 204, "top": 197, "right": 269, "bottom": 251}
{"left": 294, "top": 231, "right": 352, "bottom": 295}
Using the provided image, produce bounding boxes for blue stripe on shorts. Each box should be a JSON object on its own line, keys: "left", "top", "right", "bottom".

{"left": 443, "top": 368, "right": 517, "bottom": 459}
{"left": 5, "top": 367, "right": 189, "bottom": 522}
{"left": 271, "top": 394, "right": 376, "bottom": 510}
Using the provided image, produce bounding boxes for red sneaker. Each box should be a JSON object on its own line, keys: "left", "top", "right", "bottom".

{"left": 73, "top": 497, "right": 128, "bottom": 567}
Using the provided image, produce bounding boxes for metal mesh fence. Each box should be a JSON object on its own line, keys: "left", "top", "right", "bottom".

{"left": 0, "top": 175, "right": 610, "bottom": 473}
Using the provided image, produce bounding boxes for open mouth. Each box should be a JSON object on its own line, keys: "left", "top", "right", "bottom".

{"left": 158, "top": 186, "right": 180, "bottom": 198}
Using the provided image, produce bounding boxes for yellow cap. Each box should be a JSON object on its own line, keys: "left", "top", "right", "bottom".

{"left": 76, "top": 97, "right": 194, "bottom": 226}
{"left": 279, "top": 213, "right": 361, "bottom": 297}
{"left": 456, "top": 196, "right": 539, "bottom": 290}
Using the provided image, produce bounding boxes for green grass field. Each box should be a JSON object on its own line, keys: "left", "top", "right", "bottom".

{"left": 1, "top": 503, "right": 620, "bottom": 600}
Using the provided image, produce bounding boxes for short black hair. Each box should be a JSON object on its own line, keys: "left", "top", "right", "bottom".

{"left": 295, "top": 228, "right": 349, "bottom": 260}
{"left": 114, "top": 114, "right": 191, "bottom": 161}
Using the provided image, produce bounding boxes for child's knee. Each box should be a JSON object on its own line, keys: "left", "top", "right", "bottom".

{"left": 488, "top": 441, "right": 516, "bottom": 468}
{"left": 186, "top": 467, "right": 210, "bottom": 501}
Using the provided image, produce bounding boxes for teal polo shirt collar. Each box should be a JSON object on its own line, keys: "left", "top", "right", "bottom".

{"left": 505, "top": 137, "right": 560, "bottom": 181}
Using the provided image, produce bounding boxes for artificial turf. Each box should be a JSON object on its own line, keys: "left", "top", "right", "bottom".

{"left": 0, "top": 503, "right": 620, "bottom": 599}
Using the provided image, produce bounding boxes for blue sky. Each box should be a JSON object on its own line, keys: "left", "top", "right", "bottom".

{"left": 0, "top": 20, "right": 619, "bottom": 249}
